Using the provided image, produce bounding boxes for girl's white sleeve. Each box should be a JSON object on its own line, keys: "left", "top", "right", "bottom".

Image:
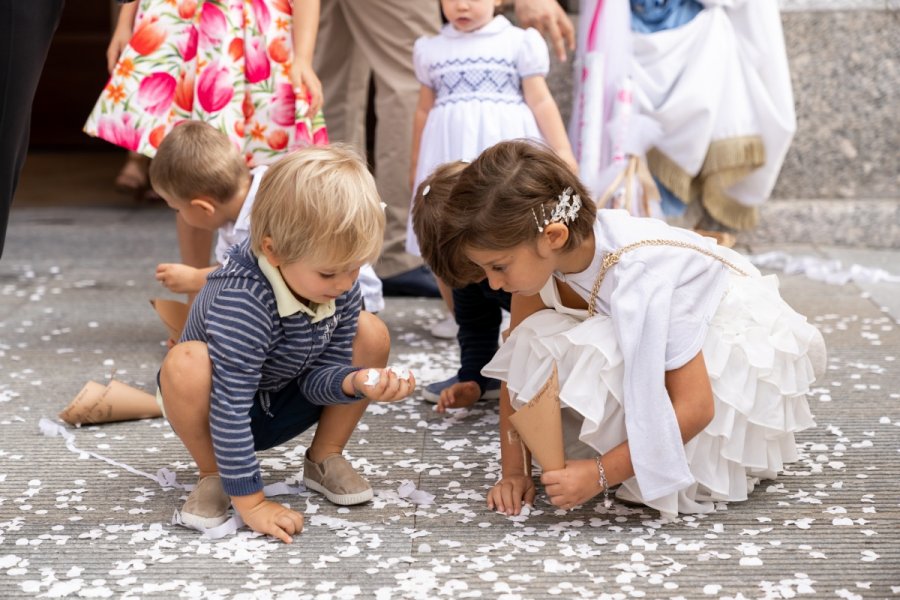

{"left": 517, "top": 27, "right": 550, "bottom": 79}
{"left": 413, "top": 37, "right": 432, "bottom": 87}
{"left": 609, "top": 259, "right": 695, "bottom": 501}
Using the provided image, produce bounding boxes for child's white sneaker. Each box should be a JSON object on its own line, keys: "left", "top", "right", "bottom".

{"left": 429, "top": 316, "right": 458, "bottom": 339}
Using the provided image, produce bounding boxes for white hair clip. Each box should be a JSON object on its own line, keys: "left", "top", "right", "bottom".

{"left": 422, "top": 184, "right": 431, "bottom": 198}
{"left": 380, "top": 202, "right": 387, "bottom": 212}
{"left": 532, "top": 187, "right": 582, "bottom": 233}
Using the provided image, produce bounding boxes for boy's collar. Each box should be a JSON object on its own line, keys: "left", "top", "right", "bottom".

{"left": 257, "top": 254, "right": 336, "bottom": 322}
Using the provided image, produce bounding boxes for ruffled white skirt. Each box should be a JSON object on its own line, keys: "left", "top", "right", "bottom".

{"left": 483, "top": 273, "right": 825, "bottom": 517}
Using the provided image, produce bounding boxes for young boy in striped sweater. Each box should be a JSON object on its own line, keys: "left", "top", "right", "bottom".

{"left": 158, "top": 145, "right": 415, "bottom": 543}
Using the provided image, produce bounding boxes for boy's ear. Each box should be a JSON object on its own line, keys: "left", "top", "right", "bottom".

{"left": 260, "top": 236, "right": 282, "bottom": 267}
{"left": 543, "top": 223, "right": 570, "bottom": 250}
{"left": 189, "top": 197, "right": 217, "bottom": 216}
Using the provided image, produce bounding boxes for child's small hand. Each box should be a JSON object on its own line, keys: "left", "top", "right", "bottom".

{"left": 351, "top": 367, "right": 416, "bottom": 403}
{"left": 156, "top": 263, "right": 201, "bottom": 294}
{"left": 436, "top": 380, "right": 482, "bottom": 413}
{"left": 235, "top": 497, "right": 304, "bottom": 544}
{"left": 540, "top": 459, "right": 603, "bottom": 510}
{"left": 487, "top": 474, "right": 535, "bottom": 516}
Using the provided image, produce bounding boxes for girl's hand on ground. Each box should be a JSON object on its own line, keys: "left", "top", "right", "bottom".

{"left": 290, "top": 61, "right": 323, "bottom": 118}
{"left": 436, "top": 380, "right": 481, "bottom": 413}
{"left": 540, "top": 459, "right": 603, "bottom": 510}
{"left": 238, "top": 499, "right": 304, "bottom": 544}
{"left": 155, "top": 263, "right": 200, "bottom": 294}
{"left": 353, "top": 368, "right": 416, "bottom": 403}
{"left": 487, "top": 474, "right": 535, "bottom": 516}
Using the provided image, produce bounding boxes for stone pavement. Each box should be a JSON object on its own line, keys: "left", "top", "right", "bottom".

{"left": 0, "top": 205, "right": 898, "bottom": 599}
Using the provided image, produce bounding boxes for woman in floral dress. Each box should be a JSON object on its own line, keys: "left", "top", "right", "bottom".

{"left": 85, "top": 0, "right": 327, "bottom": 180}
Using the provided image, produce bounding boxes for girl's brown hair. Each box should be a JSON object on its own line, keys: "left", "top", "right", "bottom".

{"left": 433, "top": 140, "right": 596, "bottom": 287}
{"left": 411, "top": 160, "right": 468, "bottom": 270}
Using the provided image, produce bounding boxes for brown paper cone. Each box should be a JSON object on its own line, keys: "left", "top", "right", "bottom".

{"left": 508, "top": 363, "right": 565, "bottom": 471}
{"left": 59, "top": 379, "right": 162, "bottom": 425}
{"left": 150, "top": 298, "right": 189, "bottom": 340}
{"left": 58, "top": 380, "right": 107, "bottom": 425}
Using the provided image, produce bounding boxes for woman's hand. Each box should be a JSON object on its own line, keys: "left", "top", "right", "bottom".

{"left": 487, "top": 473, "right": 535, "bottom": 516}
{"left": 106, "top": 27, "right": 133, "bottom": 74}
{"left": 540, "top": 458, "right": 604, "bottom": 510}
{"left": 290, "top": 61, "right": 323, "bottom": 119}
{"left": 233, "top": 495, "right": 304, "bottom": 544}
{"left": 350, "top": 368, "right": 416, "bottom": 403}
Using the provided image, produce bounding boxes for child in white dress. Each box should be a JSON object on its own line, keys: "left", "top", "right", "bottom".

{"left": 408, "top": 0, "right": 576, "bottom": 392}
{"left": 426, "top": 140, "right": 825, "bottom": 518}
{"left": 408, "top": 0, "right": 576, "bottom": 256}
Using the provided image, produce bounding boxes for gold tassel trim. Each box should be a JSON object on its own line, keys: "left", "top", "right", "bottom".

{"left": 647, "top": 135, "right": 766, "bottom": 230}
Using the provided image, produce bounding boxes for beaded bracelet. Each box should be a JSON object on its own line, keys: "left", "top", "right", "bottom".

{"left": 595, "top": 455, "right": 612, "bottom": 508}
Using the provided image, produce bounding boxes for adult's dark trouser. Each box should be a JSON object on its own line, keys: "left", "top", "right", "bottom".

{"left": 0, "top": 0, "right": 65, "bottom": 259}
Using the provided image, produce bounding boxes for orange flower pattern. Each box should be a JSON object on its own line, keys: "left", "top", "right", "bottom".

{"left": 84, "top": 0, "right": 327, "bottom": 166}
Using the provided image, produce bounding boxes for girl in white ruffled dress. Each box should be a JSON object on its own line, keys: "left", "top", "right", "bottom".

{"left": 428, "top": 140, "right": 825, "bottom": 518}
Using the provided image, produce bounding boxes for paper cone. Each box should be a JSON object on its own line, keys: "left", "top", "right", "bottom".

{"left": 59, "top": 379, "right": 162, "bottom": 426}
{"left": 58, "top": 380, "right": 107, "bottom": 425}
{"left": 508, "top": 363, "right": 565, "bottom": 471}
{"left": 150, "top": 298, "right": 189, "bottom": 341}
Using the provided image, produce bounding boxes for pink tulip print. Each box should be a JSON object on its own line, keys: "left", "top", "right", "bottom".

{"left": 137, "top": 72, "right": 177, "bottom": 116}
{"left": 84, "top": 0, "right": 328, "bottom": 163}
{"left": 197, "top": 61, "right": 234, "bottom": 113}
{"left": 270, "top": 83, "right": 295, "bottom": 127}
{"left": 250, "top": 0, "right": 272, "bottom": 33}
{"left": 179, "top": 25, "right": 198, "bottom": 62}
{"left": 96, "top": 114, "right": 144, "bottom": 152}
{"left": 199, "top": 3, "right": 227, "bottom": 47}
{"left": 244, "top": 37, "right": 271, "bottom": 84}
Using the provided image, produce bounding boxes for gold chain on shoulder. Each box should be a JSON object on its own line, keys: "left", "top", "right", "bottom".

{"left": 587, "top": 239, "right": 749, "bottom": 318}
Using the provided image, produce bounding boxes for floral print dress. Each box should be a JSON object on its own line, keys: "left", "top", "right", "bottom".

{"left": 84, "top": 0, "right": 327, "bottom": 166}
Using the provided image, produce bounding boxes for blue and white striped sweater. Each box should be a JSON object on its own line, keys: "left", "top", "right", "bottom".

{"left": 181, "top": 240, "right": 361, "bottom": 496}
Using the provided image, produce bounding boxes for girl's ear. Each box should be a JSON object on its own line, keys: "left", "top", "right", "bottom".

{"left": 260, "top": 236, "right": 282, "bottom": 267}
{"left": 543, "top": 222, "right": 570, "bottom": 250}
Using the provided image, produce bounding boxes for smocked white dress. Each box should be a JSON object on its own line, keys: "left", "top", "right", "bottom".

{"left": 405, "top": 15, "right": 548, "bottom": 255}
{"left": 483, "top": 210, "right": 825, "bottom": 516}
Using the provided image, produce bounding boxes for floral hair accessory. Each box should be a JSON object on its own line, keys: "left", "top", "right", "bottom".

{"left": 532, "top": 187, "right": 583, "bottom": 232}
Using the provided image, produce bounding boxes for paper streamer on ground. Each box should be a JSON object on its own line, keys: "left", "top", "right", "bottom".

{"left": 748, "top": 252, "right": 900, "bottom": 286}
{"left": 41, "top": 417, "right": 306, "bottom": 539}
{"left": 508, "top": 363, "right": 565, "bottom": 471}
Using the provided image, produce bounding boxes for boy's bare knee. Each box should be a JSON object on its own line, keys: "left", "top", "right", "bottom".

{"left": 352, "top": 311, "right": 390, "bottom": 368}
{"left": 161, "top": 341, "right": 211, "bottom": 394}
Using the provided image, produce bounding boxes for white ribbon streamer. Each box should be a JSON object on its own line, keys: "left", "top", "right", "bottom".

{"left": 41, "top": 417, "right": 307, "bottom": 538}
{"left": 748, "top": 252, "right": 900, "bottom": 286}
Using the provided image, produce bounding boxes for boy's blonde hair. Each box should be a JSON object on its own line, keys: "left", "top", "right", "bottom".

{"left": 251, "top": 144, "right": 385, "bottom": 267}
{"left": 411, "top": 161, "right": 468, "bottom": 271}
{"left": 148, "top": 121, "right": 247, "bottom": 203}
